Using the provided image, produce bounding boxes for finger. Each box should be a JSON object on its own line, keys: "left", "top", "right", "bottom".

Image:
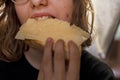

{"left": 37, "top": 64, "right": 44, "bottom": 80}
{"left": 43, "top": 38, "right": 53, "bottom": 80}
{"left": 67, "top": 41, "right": 81, "bottom": 80}
{"left": 54, "top": 39, "right": 66, "bottom": 80}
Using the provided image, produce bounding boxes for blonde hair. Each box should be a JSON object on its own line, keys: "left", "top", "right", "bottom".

{"left": 0, "top": 0, "right": 94, "bottom": 62}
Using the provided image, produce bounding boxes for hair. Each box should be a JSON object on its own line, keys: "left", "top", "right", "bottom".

{"left": 0, "top": 0, "right": 94, "bottom": 62}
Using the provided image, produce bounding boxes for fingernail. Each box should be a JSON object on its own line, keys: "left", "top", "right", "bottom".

{"left": 47, "top": 37, "right": 53, "bottom": 42}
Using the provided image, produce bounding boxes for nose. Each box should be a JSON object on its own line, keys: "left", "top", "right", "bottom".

{"left": 30, "top": 0, "right": 48, "bottom": 8}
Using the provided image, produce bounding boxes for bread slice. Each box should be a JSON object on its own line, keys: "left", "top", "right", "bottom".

{"left": 15, "top": 18, "right": 90, "bottom": 50}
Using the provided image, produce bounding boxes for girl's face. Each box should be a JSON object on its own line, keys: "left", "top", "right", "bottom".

{"left": 15, "top": 0, "right": 73, "bottom": 24}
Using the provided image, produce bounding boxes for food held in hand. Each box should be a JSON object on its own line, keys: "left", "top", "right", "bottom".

{"left": 15, "top": 18, "right": 90, "bottom": 49}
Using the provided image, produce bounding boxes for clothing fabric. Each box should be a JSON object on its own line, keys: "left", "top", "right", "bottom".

{"left": 0, "top": 50, "right": 115, "bottom": 80}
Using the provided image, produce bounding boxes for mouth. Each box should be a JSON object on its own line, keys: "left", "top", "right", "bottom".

{"left": 36, "top": 16, "right": 55, "bottom": 20}
{"left": 31, "top": 13, "right": 56, "bottom": 20}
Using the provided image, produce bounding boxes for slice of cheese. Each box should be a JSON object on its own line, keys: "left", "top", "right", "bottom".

{"left": 15, "top": 18, "right": 90, "bottom": 49}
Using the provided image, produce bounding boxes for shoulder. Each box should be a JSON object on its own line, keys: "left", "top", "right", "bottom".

{"left": 0, "top": 60, "right": 9, "bottom": 79}
{"left": 80, "top": 50, "right": 115, "bottom": 80}
{"left": 0, "top": 60, "right": 9, "bottom": 70}
{"left": 0, "top": 55, "right": 26, "bottom": 73}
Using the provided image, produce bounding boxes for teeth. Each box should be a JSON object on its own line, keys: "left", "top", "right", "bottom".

{"left": 37, "top": 16, "right": 51, "bottom": 20}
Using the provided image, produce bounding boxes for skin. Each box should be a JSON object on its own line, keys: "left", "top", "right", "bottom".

{"left": 15, "top": 0, "right": 73, "bottom": 23}
{"left": 15, "top": 0, "right": 82, "bottom": 80}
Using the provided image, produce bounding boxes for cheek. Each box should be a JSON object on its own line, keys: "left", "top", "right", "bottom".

{"left": 61, "top": 1, "right": 73, "bottom": 21}
{"left": 62, "top": 6, "right": 73, "bottom": 21}
{"left": 15, "top": 7, "right": 30, "bottom": 24}
{"left": 62, "top": 13, "right": 71, "bottom": 21}
{"left": 51, "top": 0, "right": 73, "bottom": 21}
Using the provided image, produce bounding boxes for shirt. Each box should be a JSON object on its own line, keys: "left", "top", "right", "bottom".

{"left": 0, "top": 50, "right": 115, "bottom": 80}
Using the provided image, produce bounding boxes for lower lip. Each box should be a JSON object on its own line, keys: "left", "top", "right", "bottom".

{"left": 32, "top": 13, "right": 54, "bottom": 18}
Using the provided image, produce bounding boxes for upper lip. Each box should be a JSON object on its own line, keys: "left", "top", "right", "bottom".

{"left": 31, "top": 12, "right": 55, "bottom": 18}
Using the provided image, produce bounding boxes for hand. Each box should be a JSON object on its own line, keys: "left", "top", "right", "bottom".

{"left": 37, "top": 38, "right": 82, "bottom": 80}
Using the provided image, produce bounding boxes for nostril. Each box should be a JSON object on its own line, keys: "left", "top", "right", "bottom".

{"left": 30, "top": 0, "right": 48, "bottom": 8}
{"left": 40, "top": 0, "right": 48, "bottom": 6}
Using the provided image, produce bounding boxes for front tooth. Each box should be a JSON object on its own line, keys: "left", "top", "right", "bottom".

{"left": 42, "top": 16, "right": 49, "bottom": 19}
{"left": 37, "top": 16, "right": 49, "bottom": 20}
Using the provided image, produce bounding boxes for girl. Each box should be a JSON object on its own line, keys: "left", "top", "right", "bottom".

{"left": 0, "top": 0, "right": 115, "bottom": 80}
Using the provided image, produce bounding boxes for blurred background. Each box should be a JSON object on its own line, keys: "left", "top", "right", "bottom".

{"left": 86, "top": 0, "right": 120, "bottom": 79}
